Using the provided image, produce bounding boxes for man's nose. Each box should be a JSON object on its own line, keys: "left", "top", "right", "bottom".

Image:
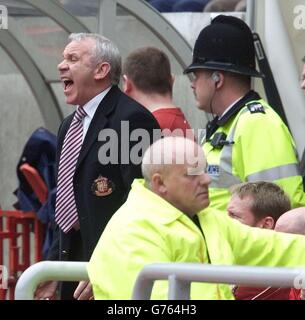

{"left": 200, "top": 173, "right": 211, "bottom": 185}
{"left": 58, "top": 60, "right": 68, "bottom": 71}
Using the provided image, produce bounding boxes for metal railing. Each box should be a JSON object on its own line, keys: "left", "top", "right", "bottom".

{"left": 132, "top": 263, "right": 305, "bottom": 299}
{"left": 15, "top": 261, "right": 305, "bottom": 300}
{"left": 15, "top": 261, "right": 88, "bottom": 300}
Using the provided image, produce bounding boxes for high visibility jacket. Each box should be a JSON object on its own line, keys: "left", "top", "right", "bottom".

{"left": 88, "top": 179, "right": 305, "bottom": 300}
{"left": 203, "top": 90, "right": 305, "bottom": 212}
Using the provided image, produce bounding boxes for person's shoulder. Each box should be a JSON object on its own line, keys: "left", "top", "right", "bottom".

{"left": 63, "top": 112, "right": 74, "bottom": 123}
{"left": 58, "top": 113, "right": 74, "bottom": 136}
{"left": 245, "top": 101, "right": 266, "bottom": 115}
{"left": 117, "top": 90, "right": 147, "bottom": 112}
{"left": 241, "top": 98, "right": 280, "bottom": 118}
{"left": 235, "top": 99, "right": 281, "bottom": 131}
{"left": 153, "top": 107, "right": 180, "bottom": 114}
{"left": 117, "top": 91, "right": 159, "bottom": 123}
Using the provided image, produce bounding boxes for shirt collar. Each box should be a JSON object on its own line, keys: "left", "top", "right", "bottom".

{"left": 217, "top": 90, "right": 261, "bottom": 126}
{"left": 80, "top": 86, "right": 112, "bottom": 119}
{"left": 205, "top": 90, "right": 261, "bottom": 141}
{"left": 219, "top": 96, "right": 244, "bottom": 121}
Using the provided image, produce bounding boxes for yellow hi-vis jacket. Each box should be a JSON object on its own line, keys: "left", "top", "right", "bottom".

{"left": 88, "top": 179, "right": 305, "bottom": 300}
{"left": 204, "top": 92, "right": 305, "bottom": 212}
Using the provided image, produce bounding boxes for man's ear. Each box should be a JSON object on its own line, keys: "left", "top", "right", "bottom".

{"left": 260, "top": 216, "right": 275, "bottom": 229}
{"left": 150, "top": 173, "right": 167, "bottom": 196}
{"left": 94, "top": 62, "right": 111, "bottom": 80}
{"left": 122, "top": 74, "right": 133, "bottom": 94}
{"left": 211, "top": 72, "right": 224, "bottom": 89}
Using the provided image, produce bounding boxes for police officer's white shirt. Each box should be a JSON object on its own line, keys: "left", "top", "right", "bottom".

{"left": 218, "top": 96, "right": 243, "bottom": 120}
{"left": 79, "top": 85, "right": 112, "bottom": 142}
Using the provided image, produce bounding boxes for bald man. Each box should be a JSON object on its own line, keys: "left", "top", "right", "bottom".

{"left": 275, "top": 208, "right": 305, "bottom": 300}
{"left": 88, "top": 137, "right": 212, "bottom": 299}
{"left": 88, "top": 137, "right": 305, "bottom": 300}
{"left": 275, "top": 207, "right": 305, "bottom": 235}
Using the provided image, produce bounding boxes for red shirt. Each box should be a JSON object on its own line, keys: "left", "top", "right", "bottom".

{"left": 289, "top": 288, "right": 301, "bottom": 300}
{"left": 153, "top": 108, "right": 192, "bottom": 137}
{"left": 233, "top": 286, "right": 291, "bottom": 300}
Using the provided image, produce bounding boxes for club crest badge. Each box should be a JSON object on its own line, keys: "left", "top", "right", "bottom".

{"left": 91, "top": 176, "right": 115, "bottom": 197}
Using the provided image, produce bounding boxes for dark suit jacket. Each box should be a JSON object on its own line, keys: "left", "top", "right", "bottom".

{"left": 48, "top": 85, "right": 160, "bottom": 262}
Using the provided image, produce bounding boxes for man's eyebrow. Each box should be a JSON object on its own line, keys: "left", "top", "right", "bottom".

{"left": 63, "top": 52, "right": 78, "bottom": 58}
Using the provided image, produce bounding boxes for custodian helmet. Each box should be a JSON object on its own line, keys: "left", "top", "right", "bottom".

{"left": 184, "top": 15, "right": 263, "bottom": 78}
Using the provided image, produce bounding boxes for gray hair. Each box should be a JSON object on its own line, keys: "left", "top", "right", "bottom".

{"left": 68, "top": 33, "right": 122, "bottom": 85}
{"left": 142, "top": 141, "right": 164, "bottom": 186}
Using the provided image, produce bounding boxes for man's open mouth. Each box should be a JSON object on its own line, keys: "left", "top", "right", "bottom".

{"left": 62, "top": 79, "right": 74, "bottom": 91}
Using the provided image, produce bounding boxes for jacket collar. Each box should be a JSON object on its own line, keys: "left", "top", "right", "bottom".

{"left": 75, "top": 85, "right": 119, "bottom": 170}
{"left": 82, "top": 86, "right": 112, "bottom": 120}
{"left": 130, "top": 179, "right": 183, "bottom": 224}
{"left": 130, "top": 179, "right": 202, "bottom": 233}
{"left": 206, "top": 90, "right": 261, "bottom": 140}
{"left": 217, "top": 90, "right": 261, "bottom": 126}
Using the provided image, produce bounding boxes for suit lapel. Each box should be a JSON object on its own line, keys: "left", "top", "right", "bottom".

{"left": 56, "top": 114, "right": 74, "bottom": 167}
{"left": 75, "top": 86, "right": 119, "bottom": 170}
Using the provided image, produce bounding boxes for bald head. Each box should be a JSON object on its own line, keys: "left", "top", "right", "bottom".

{"left": 141, "top": 137, "right": 211, "bottom": 217}
{"left": 275, "top": 207, "right": 305, "bottom": 235}
{"left": 142, "top": 137, "right": 205, "bottom": 184}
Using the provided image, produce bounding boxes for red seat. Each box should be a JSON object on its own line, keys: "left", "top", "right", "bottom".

{"left": 19, "top": 163, "right": 48, "bottom": 205}
{"left": 0, "top": 164, "right": 46, "bottom": 300}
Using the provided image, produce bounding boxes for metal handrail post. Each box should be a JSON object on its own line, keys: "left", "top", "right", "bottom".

{"left": 132, "top": 263, "right": 305, "bottom": 300}
{"left": 15, "top": 261, "right": 88, "bottom": 300}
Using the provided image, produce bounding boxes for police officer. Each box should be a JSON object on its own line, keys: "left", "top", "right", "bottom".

{"left": 184, "top": 15, "right": 305, "bottom": 212}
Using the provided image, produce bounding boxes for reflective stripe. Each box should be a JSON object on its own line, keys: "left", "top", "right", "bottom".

{"left": 247, "top": 163, "right": 300, "bottom": 182}
{"left": 209, "top": 169, "right": 242, "bottom": 188}
{"left": 208, "top": 103, "right": 300, "bottom": 190}
{"left": 209, "top": 113, "right": 243, "bottom": 189}
{"left": 208, "top": 105, "right": 287, "bottom": 189}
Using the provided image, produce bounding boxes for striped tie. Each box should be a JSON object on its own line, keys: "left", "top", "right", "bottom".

{"left": 55, "top": 106, "right": 87, "bottom": 233}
